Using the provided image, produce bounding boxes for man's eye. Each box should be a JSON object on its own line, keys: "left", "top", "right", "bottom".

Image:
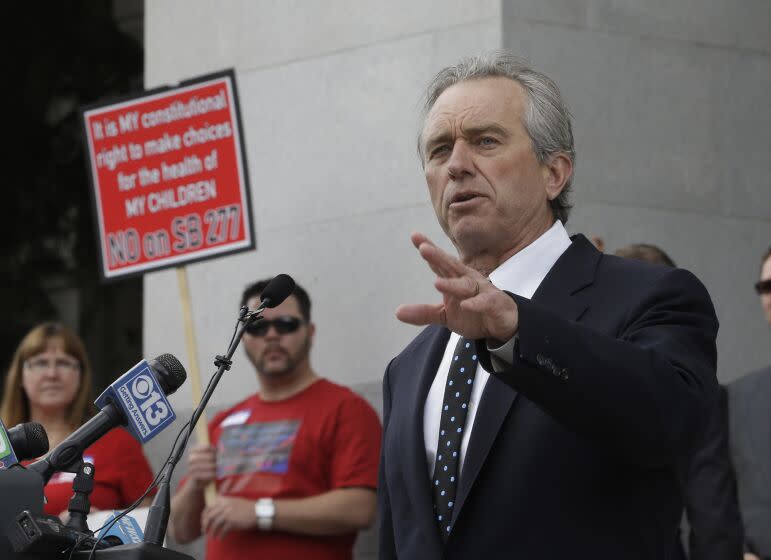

{"left": 479, "top": 137, "right": 499, "bottom": 147}
{"left": 429, "top": 145, "right": 450, "bottom": 158}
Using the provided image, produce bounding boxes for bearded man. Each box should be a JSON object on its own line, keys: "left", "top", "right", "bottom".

{"left": 170, "top": 278, "right": 381, "bottom": 560}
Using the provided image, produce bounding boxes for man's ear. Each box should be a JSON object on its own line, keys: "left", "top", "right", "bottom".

{"left": 543, "top": 152, "right": 573, "bottom": 201}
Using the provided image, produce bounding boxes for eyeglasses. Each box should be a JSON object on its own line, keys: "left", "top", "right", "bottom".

{"left": 756, "top": 279, "right": 771, "bottom": 295}
{"left": 24, "top": 358, "right": 80, "bottom": 374}
{"left": 244, "top": 316, "right": 304, "bottom": 337}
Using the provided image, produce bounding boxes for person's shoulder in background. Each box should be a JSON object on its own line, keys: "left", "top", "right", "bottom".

{"left": 729, "top": 366, "right": 771, "bottom": 393}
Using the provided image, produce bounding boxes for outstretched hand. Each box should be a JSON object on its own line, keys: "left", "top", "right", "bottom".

{"left": 396, "top": 233, "right": 519, "bottom": 342}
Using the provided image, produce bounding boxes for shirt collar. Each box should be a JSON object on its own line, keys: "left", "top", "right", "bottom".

{"left": 488, "top": 220, "right": 572, "bottom": 299}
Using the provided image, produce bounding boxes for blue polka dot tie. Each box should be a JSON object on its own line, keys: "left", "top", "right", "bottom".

{"left": 432, "top": 337, "right": 477, "bottom": 541}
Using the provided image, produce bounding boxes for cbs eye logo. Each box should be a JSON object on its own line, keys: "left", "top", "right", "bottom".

{"left": 131, "top": 374, "right": 169, "bottom": 427}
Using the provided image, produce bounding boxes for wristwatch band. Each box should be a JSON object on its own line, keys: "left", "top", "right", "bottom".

{"left": 254, "top": 498, "right": 275, "bottom": 530}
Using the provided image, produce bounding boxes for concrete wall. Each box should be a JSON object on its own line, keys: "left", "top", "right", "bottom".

{"left": 143, "top": 0, "right": 501, "bottom": 407}
{"left": 143, "top": 1, "right": 500, "bottom": 557}
{"left": 143, "top": 1, "right": 770, "bottom": 557}
{"left": 500, "top": 0, "right": 771, "bottom": 380}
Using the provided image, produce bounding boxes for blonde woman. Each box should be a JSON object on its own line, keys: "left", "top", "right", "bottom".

{"left": 1, "top": 322, "right": 154, "bottom": 517}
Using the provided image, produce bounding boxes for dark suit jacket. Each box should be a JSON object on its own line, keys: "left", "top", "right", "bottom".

{"left": 676, "top": 385, "right": 744, "bottom": 560}
{"left": 378, "top": 235, "right": 719, "bottom": 560}
{"left": 729, "top": 366, "right": 771, "bottom": 558}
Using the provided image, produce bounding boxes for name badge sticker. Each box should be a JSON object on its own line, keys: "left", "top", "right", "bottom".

{"left": 220, "top": 410, "right": 251, "bottom": 428}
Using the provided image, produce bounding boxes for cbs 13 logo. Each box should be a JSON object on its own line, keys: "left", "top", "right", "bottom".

{"left": 131, "top": 374, "right": 169, "bottom": 427}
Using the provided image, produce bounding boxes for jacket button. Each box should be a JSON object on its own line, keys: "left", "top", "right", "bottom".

{"left": 560, "top": 369, "right": 569, "bottom": 381}
{"left": 536, "top": 353, "right": 545, "bottom": 366}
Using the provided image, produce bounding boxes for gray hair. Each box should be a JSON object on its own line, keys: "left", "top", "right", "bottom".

{"left": 419, "top": 51, "right": 576, "bottom": 224}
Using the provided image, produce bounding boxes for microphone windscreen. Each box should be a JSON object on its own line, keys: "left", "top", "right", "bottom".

{"left": 149, "top": 354, "right": 187, "bottom": 395}
{"left": 9, "top": 422, "right": 49, "bottom": 460}
{"left": 261, "top": 274, "right": 295, "bottom": 308}
{"left": 22, "top": 423, "right": 49, "bottom": 458}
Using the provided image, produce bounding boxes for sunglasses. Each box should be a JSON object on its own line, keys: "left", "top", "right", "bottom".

{"left": 755, "top": 279, "right": 771, "bottom": 295}
{"left": 244, "top": 316, "right": 304, "bottom": 337}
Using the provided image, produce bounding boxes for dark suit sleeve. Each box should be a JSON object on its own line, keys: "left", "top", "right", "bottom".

{"left": 477, "top": 267, "right": 719, "bottom": 467}
{"left": 377, "top": 360, "right": 397, "bottom": 560}
{"left": 685, "top": 385, "right": 744, "bottom": 560}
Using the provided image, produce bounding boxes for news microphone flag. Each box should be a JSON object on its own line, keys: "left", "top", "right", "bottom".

{"left": 0, "top": 419, "right": 19, "bottom": 469}
{"left": 94, "top": 360, "right": 177, "bottom": 444}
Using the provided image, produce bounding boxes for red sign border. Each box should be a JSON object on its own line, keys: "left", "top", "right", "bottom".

{"left": 80, "top": 69, "right": 256, "bottom": 283}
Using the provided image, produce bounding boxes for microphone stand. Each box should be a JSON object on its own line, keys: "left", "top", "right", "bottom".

{"left": 144, "top": 305, "right": 261, "bottom": 545}
{"left": 73, "top": 306, "right": 265, "bottom": 559}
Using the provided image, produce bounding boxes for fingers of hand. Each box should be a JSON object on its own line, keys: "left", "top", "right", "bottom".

{"left": 205, "top": 498, "right": 255, "bottom": 538}
{"left": 412, "top": 232, "right": 472, "bottom": 282}
{"left": 419, "top": 241, "right": 476, "bottom": 281}
{"left": 202, "top": 503, "right": 228, "bottom": 539}
{"left": 189, "top": 462, "right": 217, "bottom": 478}
{"left": 191, "top": 472, "right": 216, "bottom": 489}
{"left": 417, "top": 242, "right": 454, "bottom": 278}
{"left": 434, "top": 276, "right": 484, "bottom": 299}
{"left": 424, "top": 241, "right": 467, "bottom": 275}
{"left": 189, "top": 447, "right": 217, "bottom": 482}
{"left": 460, "top": 290, "right": 519, "bottom": 340}
{"left": 189, "top": 452, "right": 216, "bottom": 468}
{"left": 190, "top": 444, "right": 215, "bottom": 455}
{"left": 190, "top": 465, "right": 217, "bottom": 485}
{"left": 189, "top": 446, "right": 215, "bottom": 465}
{"left": 410, "top": 231, "right": 432, "bottom": 249}
{"left": 201, "top": 505, "right": 214, "bottom": 534}
{"left": 410, "top": 232, "right": 453, "bottom": 274}
{"left": 458, "top": 290, "right": 506, "bottom": 317}
{"left": 395, "top": 303, "right": 444, "bottom": 326}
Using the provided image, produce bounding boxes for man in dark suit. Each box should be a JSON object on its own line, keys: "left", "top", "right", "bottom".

{"left": 729, "top": 246, "right": 771, "bottom": 560}
{"left": 378, "top": 52, "right": 720, "bottom": 559}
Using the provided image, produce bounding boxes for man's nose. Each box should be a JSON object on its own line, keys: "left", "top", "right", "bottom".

{"left": 447, "top": 140, "right": 475, "bottom": 180}
{"left": 263, "top": 324, "right": 282, "bottom": 339}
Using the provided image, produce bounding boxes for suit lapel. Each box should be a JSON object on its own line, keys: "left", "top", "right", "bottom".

{"left": 530, "top": 234, "right": 598, "bottom": 318}
{"left": 450, "top": 234, "right": 600, "bottom": 524}
{"left": 400, "top": 325, "right": 450, "bottom": 552}
{"left": 452, "top": 373, "right": 517, "bottom": 524}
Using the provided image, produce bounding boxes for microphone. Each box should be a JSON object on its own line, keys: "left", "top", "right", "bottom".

{"left": 29, "top": 354, "right": 186, "bottom": 483}
{"left": 0, "top": 421, "right": 49, "bottom": 467}
{"left": 259, "top": 274, "right": 295, "bottom": 309}
{"left": 141, "top": 278, "right": 292, "bottom": 548}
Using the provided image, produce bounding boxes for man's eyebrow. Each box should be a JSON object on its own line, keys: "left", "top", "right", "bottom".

{"left": 422, "top": 123, "right": 511, "bottom": 155}
{"left": 423, "top": 131, "right": 454, "bottom": 151}
{"left": 463, "top": 123, "right": 510, "bottom": 138}
{"left": 424, "top": 123, "right": 510, "bottom": 146}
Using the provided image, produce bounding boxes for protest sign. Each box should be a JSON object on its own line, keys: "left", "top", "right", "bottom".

{"left": 82, "top": 70, "right": 254, "bottom": 281}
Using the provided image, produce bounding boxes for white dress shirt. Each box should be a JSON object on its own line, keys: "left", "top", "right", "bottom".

{"left": 423, "top": 220, "right": 572, "bottom": 478}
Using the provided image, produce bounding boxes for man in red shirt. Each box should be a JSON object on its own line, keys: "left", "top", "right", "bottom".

{"left": 169, "top": 279, "right": 381, "bottom": 560}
